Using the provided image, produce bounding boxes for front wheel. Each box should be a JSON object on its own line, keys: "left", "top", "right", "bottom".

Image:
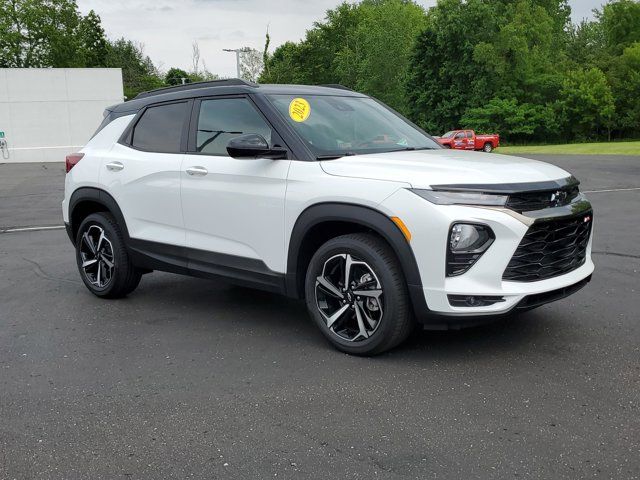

{"left": 75, "top": 212, "right": 141, "bottom": 298}
{"left": 304, "top": 233, "right": 414, "bottom": 355}
{"left": 483, "top": 142, "right": 493, "bottom": 153}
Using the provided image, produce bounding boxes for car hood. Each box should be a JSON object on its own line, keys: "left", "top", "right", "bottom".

{"left": 319, "top": 149, "right": 571, "bottom": 189}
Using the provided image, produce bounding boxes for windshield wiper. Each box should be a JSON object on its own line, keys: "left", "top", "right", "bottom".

{"left": 387, "top": 146, "right": 438, "bottom": 153}
{"left": 316, "top": 152, "right": 357, "bottom": 160}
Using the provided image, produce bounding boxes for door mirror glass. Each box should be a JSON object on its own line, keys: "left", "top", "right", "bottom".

{"left": 226, "top": 134, "right": 287, "bottom": 159}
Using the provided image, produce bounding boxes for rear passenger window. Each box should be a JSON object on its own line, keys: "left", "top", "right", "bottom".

{"left": 196, "top": 98, "right": 272, "bottom": 155}
{"left": 466, "top": 131, "right": 473, "bottom": 139}
{"left": 131, "top": 102, "right": 187, "bottom": 153}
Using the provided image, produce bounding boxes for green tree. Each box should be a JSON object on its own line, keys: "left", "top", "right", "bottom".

{"left": 607, "top": 42, "right": 640, "bottom": 136}
{"left": 260, "top": 41, "right": 307, "bottom": 84}
{"left": 559, "top": 68, "right": 615, "bottom": 140}
{"left": 406, "top": 0, "right": 503, "bottom": 133}
{"left": 77, "top": 10, "right": 109, "bottom": 67}
{"left": 462, "top": 99, "right": 558, "bottom": 142}
{"left": 261, "top": 0, "right": 426, "bottom": 112}
{"left": 334, "top": 0, "right": 426, "bottom": 113}
{"left": 599, "top": 0, "right": 640, "bottom": 55}
{"left": 569, "top": 19, "right": 607, "bottom": 68}
{"left": 0, "top": 0, "right": 109, "bottom": 68}
{"left": 105, "top": 38, "right": 163, "bottom": 99}
{"left": 407, "top": 0, "right": 573, "bottom": 138}
{"left": 0, "top": 0, "right": 81, "bottom": 67}
{"left": 165, "top": 67, "right": 190, "bottom": 86}
{"left": 261, "top": 2, "right": 361, "bottom": 86}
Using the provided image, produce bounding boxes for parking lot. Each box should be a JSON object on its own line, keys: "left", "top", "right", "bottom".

{"left": 1, "top": 155, "right": 639, "bottom": 479}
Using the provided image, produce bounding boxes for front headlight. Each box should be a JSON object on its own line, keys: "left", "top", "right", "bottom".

{"left": 447, "top": 223, "right": 495, "bottom": 276}
{"left": 410, "top": 189, "right": 508, "bottom": 206}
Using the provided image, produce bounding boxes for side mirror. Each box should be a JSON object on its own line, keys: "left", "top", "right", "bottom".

{"left": 226, "top": 134, "right": 287, "bottom": 160}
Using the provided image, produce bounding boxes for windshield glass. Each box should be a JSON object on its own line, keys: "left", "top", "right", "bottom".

{"left": 267, "top": 94, "right": 440, "bottom": 158}
{"left": 441, "top": 131, "right": 455, "bottom": 138}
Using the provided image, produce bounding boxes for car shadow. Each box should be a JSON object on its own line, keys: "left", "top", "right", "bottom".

{"left": 130, "top": 272, "right": 563, "bottom": 361}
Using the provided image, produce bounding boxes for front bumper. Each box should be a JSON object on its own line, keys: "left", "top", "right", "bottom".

{"left": 379, "top": 189, "right": 594, "bottom": 325}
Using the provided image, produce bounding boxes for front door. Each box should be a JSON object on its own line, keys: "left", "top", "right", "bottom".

{"left": 453, "top": 131, "right": 467, "bottom": 150}
{"left": 180, "top": 96, "right": 291, "bottom": 276}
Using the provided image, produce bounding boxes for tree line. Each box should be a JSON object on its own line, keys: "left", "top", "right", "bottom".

{"left": 0, "top": 0, "right": 220, "bottom": 99}
{"left": 1, "top": 0, "right": 638, "bottom": 143}
{"left": 261, "top": 0, "right": 640, "bottom": 143}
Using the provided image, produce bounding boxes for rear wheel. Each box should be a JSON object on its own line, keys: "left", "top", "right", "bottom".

{"left": 483, "top": 142, "right": 493, "bottom": 153}
{"left": 304, "top": 233, "right": 413, "bottom": 355}
{"left": 75, "top": 212, "right": 141, "bottom": 298}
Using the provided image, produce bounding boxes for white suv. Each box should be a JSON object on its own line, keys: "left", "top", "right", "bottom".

{"left": 63, "top": 80, "right": 594, "bottom": 355}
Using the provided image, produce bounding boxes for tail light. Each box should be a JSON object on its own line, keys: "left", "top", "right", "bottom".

{"left": 65, "top": 153, "right": 84, "bottom": 173}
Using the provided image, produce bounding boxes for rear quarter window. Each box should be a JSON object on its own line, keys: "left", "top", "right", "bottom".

{"left": 131, "top": 102, "right": 188, "bottom": 153}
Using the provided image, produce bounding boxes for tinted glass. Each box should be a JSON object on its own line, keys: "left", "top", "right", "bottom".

{"left": 131, "top": 102, "right": 187, "bottom": 153}
{"left": 455, "top": 132, "right": 465, "bottom": 139}
{"left": 466, "top": 131, "right": 473, "bottom": 138}
{"left": 196, "top": 98, "right": 272, "bottom": 155}
{"left": 268, "top": 94, "right": 440, "bottom": 158}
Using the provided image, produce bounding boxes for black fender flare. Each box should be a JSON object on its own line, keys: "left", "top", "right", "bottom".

{"left": 286, "top": 203, "right": 426, "bottom": 315}
{"left": 68, "top": 187, "right": 130, "bottom": 245}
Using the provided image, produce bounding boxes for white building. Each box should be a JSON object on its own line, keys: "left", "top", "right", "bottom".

{"left": 0, "top": 68, "right": 124, "bottom": 163}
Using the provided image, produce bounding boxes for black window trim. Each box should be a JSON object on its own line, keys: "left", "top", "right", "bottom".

{"left": 186, "top": 94, "right": 291, "bottom": 158}
{"left": 118, "top": 98, "right": 193, "bottom": 154}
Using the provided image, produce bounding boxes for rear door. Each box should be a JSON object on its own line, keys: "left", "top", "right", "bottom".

{"left": 180, "top": 95, "right": 291, "bottom": 275}
{"left": 101, "top": 100, "right": 189, "bottom": 247}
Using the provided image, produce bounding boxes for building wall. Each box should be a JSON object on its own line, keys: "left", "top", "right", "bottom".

{"left": 0, "top": 68, "right": 124, "bottom": 163}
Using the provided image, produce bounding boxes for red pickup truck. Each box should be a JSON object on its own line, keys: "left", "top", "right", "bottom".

{"left": 435, "top": 130, "right": 500, "bottom": 153}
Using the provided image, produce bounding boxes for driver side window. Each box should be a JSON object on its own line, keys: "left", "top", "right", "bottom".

{"left": 196, "top": 98, "right": 272, "bottom": 155}
{"left": 454, "top": 132, "right": 465, "bottom": 140}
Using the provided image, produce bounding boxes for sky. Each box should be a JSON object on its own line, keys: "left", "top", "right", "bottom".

{"left": 76, "top": 0, "right": 606, "bottom": 78}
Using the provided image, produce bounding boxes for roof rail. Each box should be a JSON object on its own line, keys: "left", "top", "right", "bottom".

{"left": 135, "top": 78, "right": 258, "bottom": 99}
{"left": 320, "top": 84, "right": 354, "bottom": 92}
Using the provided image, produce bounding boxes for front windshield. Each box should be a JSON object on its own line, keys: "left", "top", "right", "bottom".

{"left": 441, "top": 131, "right": 455, "bottom": 138}
{"left": 267, "top": 94, "right": 441, "bottom": 158}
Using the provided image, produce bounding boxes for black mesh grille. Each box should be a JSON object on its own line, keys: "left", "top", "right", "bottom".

{"left": 506, "top": 185, "right": 580, "bottom": 213}
{"left": 503, "top": 212, "right": 592, "bottom": 282}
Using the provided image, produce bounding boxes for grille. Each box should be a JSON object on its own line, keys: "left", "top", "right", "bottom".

{"left": 506, "top": 185, "right": 580, "bottom": 213}
{"left": 503, "top": 211, "right": 592, "bottom": 282}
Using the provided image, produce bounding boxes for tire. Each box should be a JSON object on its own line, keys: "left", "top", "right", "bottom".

{"left": 483, "top": 142, "right": 493, "bottom": 153}
{"left": 75, "top": 212, "right": 141, "bottom": 298}
{"left": 304, "top": 233, "right": 414, "bottom": 355}
{"left": 444, "top": 144, "right": 452, "bottom": 149}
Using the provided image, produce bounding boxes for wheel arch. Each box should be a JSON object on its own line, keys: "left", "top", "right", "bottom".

{"left": 68, "top": 187, "right": 129, "bottom": 246}
{"left": 286, "top": 203, "right": 423, "bottom": 301}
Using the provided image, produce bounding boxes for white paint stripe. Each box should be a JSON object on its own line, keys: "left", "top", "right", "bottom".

{"left": 583, "top": 187, "right": 640, "bottom": 193}
{"left": 8, "top": 146, "right": 83, "bottom": 151}
{"left": 1, "top": 225, "right": 65, "bottom": 233}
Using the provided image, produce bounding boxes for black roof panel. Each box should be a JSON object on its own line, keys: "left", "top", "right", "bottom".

{"left": 112, "top": 80, "right": 366, "bottom": 113}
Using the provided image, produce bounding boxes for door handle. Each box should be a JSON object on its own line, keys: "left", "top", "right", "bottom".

{"left": 186, "top": 166, "right": 208, "bottom": 176}
{"left": 106, "top": 161, "right": 124, "bottom": 172}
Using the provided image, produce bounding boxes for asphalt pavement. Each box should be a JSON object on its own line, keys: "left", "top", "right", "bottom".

{"left": 0, "top": 155, "right": 638, "bottom": 479}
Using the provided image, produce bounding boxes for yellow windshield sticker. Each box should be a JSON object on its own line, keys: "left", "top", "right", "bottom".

{"left": 289, "top": 98, "right": 311, "bottom": 122}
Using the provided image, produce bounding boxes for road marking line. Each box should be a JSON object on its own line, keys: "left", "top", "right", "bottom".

{"left": 584, "top": 187, "right": 640, "bottom": 193}
{"left": 0, "top": 225, "right": 65, "bottom": 233}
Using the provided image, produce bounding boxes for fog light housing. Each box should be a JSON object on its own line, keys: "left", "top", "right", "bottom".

{"left": 446, "top": 223, "right": 494, "bottom": 276}
{"left": 448, "top": 295, "right": 505, "bottom": 307}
